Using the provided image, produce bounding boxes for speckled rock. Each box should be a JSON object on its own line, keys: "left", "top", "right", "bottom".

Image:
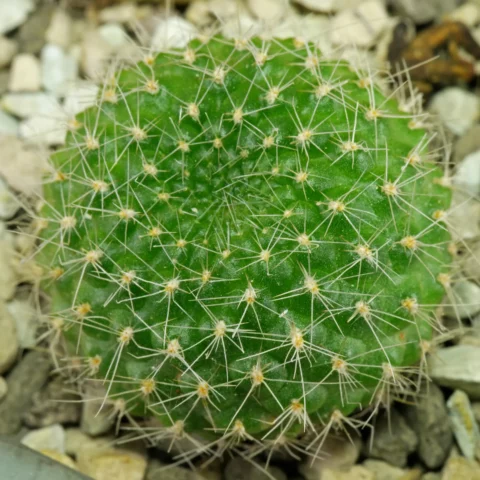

{"left": 0, "top": 351, "right": 51, "bottom": 434}
{"left": 429, "top": 345, "right": 480, "bottom": 400}
{"left": 403, "top": 383, "right": 453, "bottom": 469}
{"left": 23, "top": 376, "right": 81, "bottom": 428}
{"left": 300, "top": 434, "right": 361, "bottom": 480}
{"left": 16, "top": 3, "right": 55, "bottom": 54}
{"left": 366, "top": 410, "right": 418, "bottom": 467}
{"left": 224, "top": 457, "right": 286, "bottom": 480}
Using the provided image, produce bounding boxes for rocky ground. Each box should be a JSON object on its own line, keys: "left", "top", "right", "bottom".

{"left": 0, "top": 0, "right": 479, "bottom": 479}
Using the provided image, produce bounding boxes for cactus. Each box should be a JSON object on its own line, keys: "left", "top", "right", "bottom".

{"left": 35, "top": 36, "right": 452, "bottom": 459}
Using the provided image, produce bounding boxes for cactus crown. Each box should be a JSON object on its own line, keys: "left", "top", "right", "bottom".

{"left": 36, "top": 35, "right": 451, "bottom": 455}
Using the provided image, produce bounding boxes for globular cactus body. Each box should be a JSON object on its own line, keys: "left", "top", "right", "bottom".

{"left": 37, "top": 36, "right": 451, "bottom": 447}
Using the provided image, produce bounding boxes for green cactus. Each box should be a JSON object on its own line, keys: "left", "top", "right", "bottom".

{"left": 36, "top": 36, "right": 452, "bottom": 457}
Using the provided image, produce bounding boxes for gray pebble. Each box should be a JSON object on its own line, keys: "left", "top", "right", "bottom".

{"left": 365, "top": 409, "right": 418, "bottom": 467}
{"left": 23, "top": 375, "right": 81, "bottom": 428}
{"left": 224, "top": 456, "right": 286, "bottom": 480}
{"left": 0, "top": 351, "right": 51, "bottom": 434}
{"left": 403, "top": 383, "right": 453, "bottom": 469}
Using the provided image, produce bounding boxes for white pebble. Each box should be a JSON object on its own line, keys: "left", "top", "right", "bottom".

{"left": 0, "top": 0, "right": 35, "bottom": 34}
{"left": 45, "top": 9, "right": 73, "bottom": 49}
{"left": 41, "top": 44, "right": 79, "bottom": 97}
{"left": 0, "top": 110, "right": 19, "bottom": 136}
{"left": 331, "top": 0, "right": 390, "bottom": 47}
{"left": 22, "top": 424, "right": 66, "bottom": 455}
{"left": 0, "top": 178, "right": 20, "bottom": 220}
{"left": 248, "top": 0, "right": 289, "bottom": 21}
{"left": 454, "top": 150, "right": 480, "bottom": 197}
{"left": 151, "top": 16, "right": 197, "bottom": 50}
{"left": 98, "top": 22, "right": 130, "bottom": 49}
{"left": 77, "top": 448, "right": 147, "bottom": 480}
{"left": 8, "top": 54, "right": 42, "bottom": 92}
{"left": 63, "top": 82, "right": 99, "bottom": 118}
{"left": 0, "top": 36, "right": 18, "bottom": 68}
{"left": 430, "top": 87, "right": 480, "bottom": 136}
{"left": 2, "top": 92, "right": 59, "bottom": 119}
{"left": 7, "top": 298, "right": 38, "bottom": 348}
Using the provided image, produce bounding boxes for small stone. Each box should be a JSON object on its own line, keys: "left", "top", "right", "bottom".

{"left": 454, "top": 150, "right": 480, "bottom": 197}
{"left": 41, "top": 44, "right": 79, "bottom": 97}
{"left": 0, "top": 302, "right": 18, "bottom": 374}
{"left": 40, "top": 450, "right": 77, "bottom": 470}
{"left": 146, "top": 459, "right": 210, "bottom": 480}
{"left": 447, "top": 390, "right": 480, "bottom": 460}
{"left": 403, "top": 383, "right": 453, "bottom": 469}
{"left": 362, "top": 460, "right": 416, "bottom": 480}
{"left": 80, "top": 26, "right": 139, "bottom": 81}
{"left": 0, "top": 376, "right": 7, "bottom": 401}
{"left": 300, "top": 434, "right": 361, "bottom": 480}
{"left": 293, "top": 0, "right": 337, "bottom": 12}
{"left": 6, "top": 296, "right": 38, "bottom": 348}
{"left": 473, "top": 400, "right": 480, "bottom": 422}
{"left": 77, "top": 447, "right": 148, "bottom": 480}
{"left": 99, "top": 3, "right": 138, "bottom": 24}
{"left": 0, "top": 351, "right": 51, "bottom": 434}
{"left": 429, "top": 345, "right": 480, "bottom": 399}
{"left": 23, "top": 375, "right": 81, "bottom": 428}
{"left": 0, "top": 178, "right": 20, "bottom": 220}
{"left": 19, "top": 101, "right": 68, "bottom": 146}
{"left": 0, "top": 110, "right": 19, "bottom": 136}
{"left": 0, "top": 0, "right": 35, "bottom": 34}
{"left": 331, "top": 1, "right": 390, "bottom": 47}
{"left": 441, "top": 455, "right": 480, "bottom": 480}
{"left": 17, "top": 3, "right": 55, "bottom": 54}
{"left": 445, "top": 2, "right": 480, "bottom": 26}
{"left": 322, "top": 466, "right": 374, "bottom": 480}
{"left": 8, "top": 54, "right": 42, "bottom": 92}
{"left": 80, "top": 382, "right": 115, "bottom": 437}
{"left": 248, "top": 0, "right": 290, "bottom": 21}
{"left": 45, "top": 9, "right": 72, "bottom": 49}
{"left": 453, "top": 125, "right": 480, "bottom": 164}
{"left": 430, "top": 87, "right": 479, "bottom": 136}
{"left": 0, "top": 36, "right": 18, "bottom": 68}
{"left": 422, "top": 474, "right": 441, "bottom": 480}
{"left": 0, "top": 226, "right": 17, "bottom": 301}
{"left": 224, "top": 457, "right": 287, "bottom": 480}
{"left": 98, "top": 22, "right": 130, "bottom": 49}
{"left": 185, "top": 1, "right": 215, "bottom": 28}
{"left": 21, "top": 424, "right": 66, "bottom": 454}
{"left": 2, "top": 92, "right": 59, "bottom": 119}
{"left": 443, "top": 280, "right": 480, "bottom": 320}
{"left": 448, "top": 192, "right": 480, "bottom": 241}
{"left": 151, "top": 16, "right": 197, "bottom": 50}
{"left": 365, "top": 410, "right": 418, "bottom": 467}
{"left": 0, "top": 135, "right": 48, "bottom": 197}
{"left": 0, "top": 71, "right": 9, "bottom": 96}
{"left": 390, "top": 0, "right": 460, "bottom": 24}
{"left": 65, "top": 428, "right": 111, "bottom": 457}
